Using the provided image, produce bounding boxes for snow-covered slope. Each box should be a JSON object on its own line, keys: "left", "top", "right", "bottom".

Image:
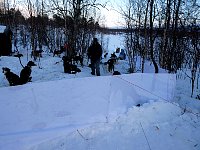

{"left": 0, "top": 73, "right": 178, "bottom": 150}
{"left": 31, "top": 101, "right": 200, "bottom": 150}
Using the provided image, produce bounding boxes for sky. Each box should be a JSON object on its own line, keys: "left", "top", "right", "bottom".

{"left": 6, "top": 0, "right": 124, "bottom": 28}
{"left": 99, "top": 0, "right": 125, "bottom": 28}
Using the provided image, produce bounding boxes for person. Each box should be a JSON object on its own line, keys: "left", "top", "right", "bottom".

{"left": 87, "top": 38, "right": 102, "bottom": 76}
{"left": 119, "top": 49, "right": 126, "bottom": 60}
{"left": 64, "top": 41, "right": 69, "bottom": 56}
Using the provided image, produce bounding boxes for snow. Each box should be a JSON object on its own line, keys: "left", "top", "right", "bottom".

{"left": 0, "top": 73, "right": 176, "bottom": 150}
{"left": 0, "top": 34, "right": 200, "bottom": 150}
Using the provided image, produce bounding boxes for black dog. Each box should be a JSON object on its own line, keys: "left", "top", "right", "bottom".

{"left": 14, "top": 53, "right": 23, "bottom": 58}
{"left": 62, "top": 56, "right": 81, "bottom": 74}
{"left": 53, "top": 50, "right": 63, "bottom": 57}
{"left": 72, "top": 55, "right": 83, "bottom": 66}
{"left": 69, "top": 64, "right": 81, "bottom": 74}
{"left": 104, "top": 52, "right": 108, "bottom": 59}
{"left": 113, "top": 71, "right": 121, "bottom": 75}
{"left": 2, "top": 67, "right": 21, "bottom": 86}
{"left": 53, "top": 46, "right": 65, "bottom": 57}
{"left": 31, "top": 50, "right": 43, "bottom": 61}
{"left": 20, "top": 61, "right": 36, "bottom": 84}
{"left": 107, "top": 58, "right": 115, "bottom": 72}
{"left": 110, "top": 52, "right": 117, "bottom": 62}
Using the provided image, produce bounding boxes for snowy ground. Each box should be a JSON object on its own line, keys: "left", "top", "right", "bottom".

{"left": 0, "top": 35, "right": 200, "bottom": 150}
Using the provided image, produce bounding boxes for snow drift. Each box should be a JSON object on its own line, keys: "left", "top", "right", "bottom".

{"left": 0, "top": 73, "right": 176, "bottom": 150}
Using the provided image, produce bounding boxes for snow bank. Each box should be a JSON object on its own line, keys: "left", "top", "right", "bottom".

{"left": 119, "top": 73, "right": 176, "bottom": 101}
{"left": 31, "top": 95, "right": 200, "bottom": 149}
{"left": 0, "top": 73, "right": 176, "bottom": 150}
{"left": 31, "top": 101, "right": 200, "bottom": 150}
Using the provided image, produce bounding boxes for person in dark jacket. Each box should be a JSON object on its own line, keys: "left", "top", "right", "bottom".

{"left": 88, "top": 38, "right": 102, "bottom": 76}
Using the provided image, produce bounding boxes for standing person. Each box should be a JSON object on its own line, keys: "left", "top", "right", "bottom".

{"left": 88, "top": 38, "right": 102, "bottom": 76}
{"left": 64, "top": 41, "right": 69, "bottom": 56}
{"left": 65, "top": 41, "right": 74, "bottom": 59}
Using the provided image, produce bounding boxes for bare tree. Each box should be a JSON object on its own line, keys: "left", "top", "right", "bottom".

{"left": 188, "top": 27, "right": 200, "bottom": 97}
{"left": 121, "top": 0, "right": 136, "bottom": 73}
{"left": 149, "top": 0, "right": 158, "bottom": 73}
{"left": 27, "top": 0, "right": 37, "bottom": 55}
{"left": 47, "top": 0, "right": 106, "bottom": 58}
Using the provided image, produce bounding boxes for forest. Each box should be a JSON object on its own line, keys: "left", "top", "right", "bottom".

{"left": 0, "top": 0, "right": 200, "bottom": 97}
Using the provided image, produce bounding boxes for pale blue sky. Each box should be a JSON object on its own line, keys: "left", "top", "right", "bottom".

{"left": 10, "top": 0, "right": 123, "bottom": 27}
{"left": 100, "top": 0, "right": 124, "bottom": 28}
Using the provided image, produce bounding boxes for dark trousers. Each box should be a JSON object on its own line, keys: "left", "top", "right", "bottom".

{"left": 91, "top": 59, "right": 101, "bottom": 76}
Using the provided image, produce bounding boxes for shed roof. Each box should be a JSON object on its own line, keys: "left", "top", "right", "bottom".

{"left": 0, "top": 25, "right": 6, "bottom": 33}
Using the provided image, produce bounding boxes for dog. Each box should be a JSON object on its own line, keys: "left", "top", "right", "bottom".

{"left": 20, "top": 61, "right": 36, "bottom": 84}
{"left": 110, "top": 52, "right": 117, "bottom": 63}
{"left": 31, "top": 50, "right": 43, "bottom": 60}
{"left": 104, "top": 52, "right": 108, "bottom": 59}
{"left": 116, "top": 47, "right": 120, "bottom": 53}
{"left": 53, "top": 50, "right": 63, "bottom": 57}
{"left": 107, "top": 58, "right": 115, "bottom": 72}
{"left": 2, "top": 67, "right": 21, "bottom": 86}
{"left": 69, "top": 64, "right": 81, "bottom": 74}
{"left": 113, "top": 71, "right": 121, "bottom": 75}
{"left": 72, "top": 55, "right": 83, "bottom": 66}
{"left": 62, "top": 56, "right": 81, "bottom": 74}
{"left": 53, "top": 46, "right": 65, "bottom": 57}
{"left": 14, "top": 53, "right": 23, "bottom": 58}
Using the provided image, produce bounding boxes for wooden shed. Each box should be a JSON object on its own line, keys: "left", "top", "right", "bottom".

{"left": 0, "top": 25, "right": 13, "bottom": 56}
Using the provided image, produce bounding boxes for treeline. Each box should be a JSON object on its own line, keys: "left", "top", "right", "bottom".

{"left": 119, "top": 0, "right": 200, "bottom": 97}
{"left": 0, "top": 0, "right": 104, "bottom": 56}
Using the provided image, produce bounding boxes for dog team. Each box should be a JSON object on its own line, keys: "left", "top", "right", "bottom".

{"left": 2, "top": 61, "right": 36, "bottom": 86}
{"left": 2, "top": 38, "right": 125, "bottom": 86}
